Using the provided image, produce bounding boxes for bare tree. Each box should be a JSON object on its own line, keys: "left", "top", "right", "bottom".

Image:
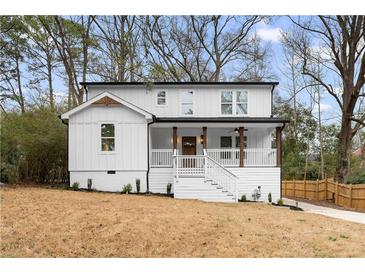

{"left": 92, "top": 16, "right": 143, "bottom": 82}
{"left": 285, "top": 16, "right": 365, "bottom": 183}
{"left": 191, "top": 16, "right": 264, "bottom": 81}
{"left": 22, "top": 16, "right": 59, "bottom": 111}
{"left": 0, "top": 16, "right": 27, "bottom": 113}
{"left": 140, "top": 16, "right": 266, "bottom": 82}
{"left": 39, "top": 16, "right": 94, "bottom": 109}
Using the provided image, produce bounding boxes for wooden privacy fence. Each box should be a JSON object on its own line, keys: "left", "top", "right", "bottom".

{"left": 282, "top": 179, "right": 365, "bottom": 210}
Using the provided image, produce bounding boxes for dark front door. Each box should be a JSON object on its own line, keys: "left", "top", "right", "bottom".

{"left": 182, "top": 136, "right": 197, "bottom": 155}
{"left": 181, "top": 136, "right": 197, "bottom": 168}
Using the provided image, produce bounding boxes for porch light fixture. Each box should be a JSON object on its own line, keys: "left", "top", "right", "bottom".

{"left": 234, "top": 128, "right": 239, "bottom": 134}
{"left": 200, "top": 135, "right": 204, "bottom": 144}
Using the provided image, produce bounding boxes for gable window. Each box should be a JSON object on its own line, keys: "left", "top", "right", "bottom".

{"left": 181, "top": 91, "right": 194, "bottom": 115}
{"left": 101, "top": 123, "right": 115, "bottom": 152}
{"left": 221, "top": 91, "right": 233, "bottom": 115}
{"left": 157, "top": 91, "right": 167, "bottom": 106}
{"left": 221, "top": 90, "right": 248, "bottom": 115}
{"left": 236, "top": 91, "right": 248, "bottom": 115}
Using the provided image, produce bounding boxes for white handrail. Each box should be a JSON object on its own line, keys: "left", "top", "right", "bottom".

{"left": 173, "top": 149, "right": 239, "bottom": 202}
{"left": 204, "top": 150, "right": 238, "bottom": 202}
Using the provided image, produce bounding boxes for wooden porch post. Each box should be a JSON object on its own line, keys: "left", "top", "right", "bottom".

{"left": 276, "top": 127, "right": 282, "bottom": 167}
{"left": 239, "top": 127, "right": 244, "bottom": 167}
{"left": 173, "top": 127, "right": 177, "bottom": 150}
{"left": 202, "top": 127, "right": 207, "bottom": 150}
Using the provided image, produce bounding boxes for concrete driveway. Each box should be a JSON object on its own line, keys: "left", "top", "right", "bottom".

{"left": 283, "top": 198, "right": 365, "bottom": 225}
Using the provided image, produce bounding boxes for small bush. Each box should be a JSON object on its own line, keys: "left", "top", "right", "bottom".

{"left": 268, "top": 192, "right": 272, "bottom": 203}
{"left": 240, "top": 195, "right": 247, "bottom": 202}
{"left": 277, "top": 198, "right": 284, "bottom": 206}
{"left": 71, "top": 182, "right": 79, "bottom": 191}
{"left": 87, "top": 179, "right": 92, "bottom": 190}
{"left": 167, "top": 183, "right": 172, "bottom": 195}
{"left": 136, "top": 179, "right": 141, "bottom": 193}
{"left": 347, "top": 173, "right": 365, "bottom": 184}
{"left": 122, "top": 184, "right": 132, "bottom": 194}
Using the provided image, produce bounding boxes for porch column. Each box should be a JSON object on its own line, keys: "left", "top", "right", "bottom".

{"left": 202, "top": 127, "right": 207, "bottom": 150}
{"left": 173, "top": 127, "right": 177, "bottom": 150}
{"left": 276, "top": 127, "right": 282, "bottom": 167}
{"left": 239, "top": 127, "right": 244, "bottom": 167}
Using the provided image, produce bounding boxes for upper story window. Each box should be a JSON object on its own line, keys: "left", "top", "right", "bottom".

{"left": 236, "top": 91, "right": 248, "bottom": 115}
{"left": 221, "top": 90, "right": 248, "bottom": 116}
{"left": 181, "top": 91, "right": 194, "bottom": 115}
{"left": 101, "top": 123, "right": 115, "bottom": 152}
{"left": 157, "top": 91, "right": 167, "bottom": 106}
{"left": 221, "top": 91, "right": 233, "bottom": 115}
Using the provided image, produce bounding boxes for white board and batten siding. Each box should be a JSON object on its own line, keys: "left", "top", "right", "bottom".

{"left": 148, "top": 167, "right": 281, "bottom": 202}
{"left": 87, "top": 85, "right": 272, "bottom": 118}
{"left": 68, "top": 104, "right": 148, "bottom": 192}
{"left": 148, "top": 168, "right": 174, "bottom": 194}
{"left": 228, "top": 167, "right": 281, "bottom": 202}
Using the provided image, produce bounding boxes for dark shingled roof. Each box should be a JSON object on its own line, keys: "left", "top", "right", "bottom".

{"left": 154, "top": 117, "right": 289, "bottom": 123}
{"left": 80, "top": 81, "right": 279, "bottom": 86}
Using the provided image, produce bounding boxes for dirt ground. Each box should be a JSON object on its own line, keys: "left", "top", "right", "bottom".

{"left": 1, "top": 186, "right": 365, "bottom": 258}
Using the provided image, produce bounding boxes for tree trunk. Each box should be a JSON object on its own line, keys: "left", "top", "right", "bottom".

{"left": 15, "top": 56, "right": 25, "bottom": 113}
{"left": 46, "top": 53, "right": 54, "bottom": 111}
{"left": 336, "top": 113, "right": 353, "bottom": 183}
{"left": 118, "top": 15, "right": 126, "bottom": 82}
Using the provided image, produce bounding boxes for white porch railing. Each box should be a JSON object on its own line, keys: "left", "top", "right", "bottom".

{"left": 207, "top": 149, "right": 240, "bottom": 167}
{"left": 207, "top": 148, "right": 277, "bottom": 167}
{"left": 204, "top": 150, "right": 238, "bottom": 201}
{"left": 151, "top": 149, "right": 173, "bottom": 167}
{"left": 152, "top": 148, "right": 277, "bottom": 167}
{"left": 174, "top": 155, "right": 205, "bottom": 177}
{"left": 245, "top": 148, "right": 276, "bottom": 166}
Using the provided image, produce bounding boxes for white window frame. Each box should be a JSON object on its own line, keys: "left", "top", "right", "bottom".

{"left": 220, "top": 91, "right": 233, "bottom": 116}
{"left": 99, "top": 122, "right": 117, "bottom": 154}
{"left": 156, "top": 90, "right": 168, "bottom": 107}
{"left": 220, "top": 90, "right": 249, "bottom": 116}
{"left": 235, "top": 90, "right": 248, "bottom": 115}
{"left": 180, "top": 90, "right": 195, "bottom": 116}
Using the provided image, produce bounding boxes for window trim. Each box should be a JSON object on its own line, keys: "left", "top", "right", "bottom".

{"left": 220, "top": 91, "right": 233, "bottom": 116}
{"left": 99, "top": 121, "right": 117, "bottom": 154}
{"left": 220, "top": 90, "right": 249, "bottom": 116}
{"left": 180, "top": 90, "right": 195, "bottom": 116}
{"left": 156, "top": 90, "right": 168, "bottom": 107}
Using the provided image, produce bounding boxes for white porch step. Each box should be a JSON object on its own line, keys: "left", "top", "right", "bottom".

{"left": 174, "top": 177, "right": 236, "bottom": 203}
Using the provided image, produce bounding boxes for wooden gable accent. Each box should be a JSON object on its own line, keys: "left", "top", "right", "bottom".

{"left": 92, "top": 96, "right": 122, "bottom": 106}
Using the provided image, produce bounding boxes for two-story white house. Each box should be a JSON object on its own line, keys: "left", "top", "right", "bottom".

{"left": 61, "top": 82, "right": 288, "bottom": 203}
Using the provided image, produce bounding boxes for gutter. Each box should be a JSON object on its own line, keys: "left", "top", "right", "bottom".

{"left": 146, "top": 115, "right": 156, "bottom": 193}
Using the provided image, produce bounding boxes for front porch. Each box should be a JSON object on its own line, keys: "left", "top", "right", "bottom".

{"left": 150, "top": 124, "right": 282, "bottom": 168}
{"left": 148, "top": 121, "right": 284, "bottom": 202}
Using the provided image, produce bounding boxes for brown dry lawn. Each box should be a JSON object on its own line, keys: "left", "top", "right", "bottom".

{"left": 1, "top": 186, "right": 365, "bottom": 258}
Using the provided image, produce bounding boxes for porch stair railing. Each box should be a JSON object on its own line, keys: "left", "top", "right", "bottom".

{"left": 173, "top": 149, "right": 239, "bottom": 202}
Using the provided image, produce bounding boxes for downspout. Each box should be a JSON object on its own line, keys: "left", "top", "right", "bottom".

{"left": 146, "top": 116, "right": 156, "bottom": 193}
{"left": 270, "top": 84, "right": 276, "bottom": 118}
{"left": 83, "top": 84, "right": 89, "bottom": 101}
{"left": 279, "top": 122, "right": 286, "bottom": 199}
{"left": 59, "top": 115, "right": 70, "bottom": 186}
